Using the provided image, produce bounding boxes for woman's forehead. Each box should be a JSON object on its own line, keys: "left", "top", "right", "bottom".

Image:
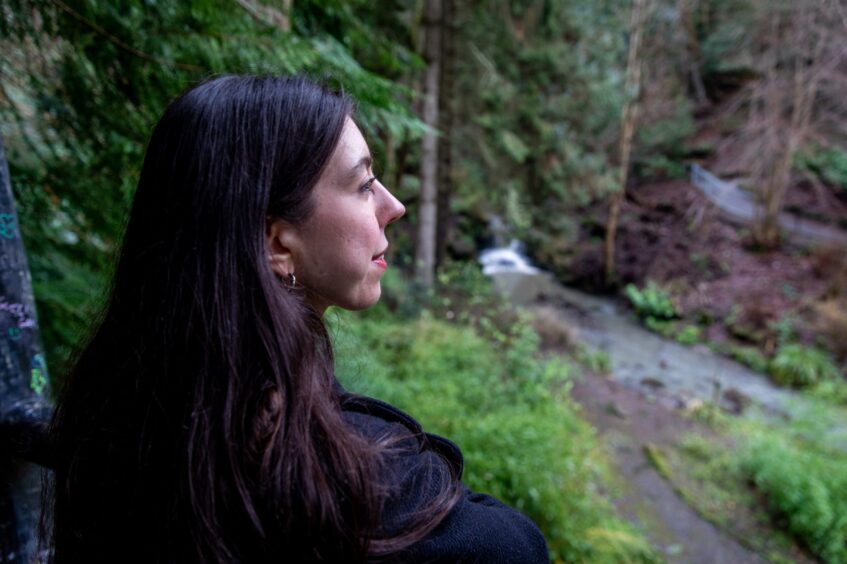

{"left": 324, "top": 118, "right": 372, "bottom": 184}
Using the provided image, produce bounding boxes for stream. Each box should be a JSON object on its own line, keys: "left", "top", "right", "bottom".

{"left": 489, "top": 270, "right": 800, "bottom": 418}
{"left": 480, "top": 235, "right": 845, "bottom": 562}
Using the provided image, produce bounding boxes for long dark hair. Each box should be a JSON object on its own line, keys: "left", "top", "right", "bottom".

{"left": 46, "top": 75, "right": 457, "bottom": 563}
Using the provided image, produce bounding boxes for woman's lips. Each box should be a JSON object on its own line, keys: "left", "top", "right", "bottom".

{"left": 372, "top": 254, "right": 387, "bottom": 270}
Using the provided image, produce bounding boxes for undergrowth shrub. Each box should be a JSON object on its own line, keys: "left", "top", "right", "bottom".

{"left": 811, "top": 380, "right": 847, "bottom": 406}
{"left": 796, "top": 146, "right": 847, "bottom": 190}
{"left": 729, "top": 346, "right": 770, "bottom": 374}
{"left": 768, "top": 344, "right": 840, "bottom": 388}
{"left": 329, "top": 308, "right": 658, "bottom": 563}
{"left": 739, "top": 430, "right": 847, "bottom": 563}
{"left": 624, "top": 281, "right": 676, "bottom": 321}
{"left": 675, "top": 324, "right": 701, "bottom": 345}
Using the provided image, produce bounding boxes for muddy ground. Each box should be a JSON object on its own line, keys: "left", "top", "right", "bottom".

{"left": 561, "top": 174, "right": 847, "bottom": 365}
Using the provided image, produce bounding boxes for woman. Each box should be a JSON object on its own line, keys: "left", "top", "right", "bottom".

{"left": 46, "top": 75, "right": 548, "bottom": 563}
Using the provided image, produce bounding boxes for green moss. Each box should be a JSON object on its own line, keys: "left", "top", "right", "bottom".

{"left": 644, "top": 443, "right": 672, "bottom": 481}
{"left": 652, "top": 435, "right": 817, "bottom": 562}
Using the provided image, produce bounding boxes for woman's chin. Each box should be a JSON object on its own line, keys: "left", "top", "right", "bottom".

{"left": 319, "top": 286, "right": 382, "bottom": 314}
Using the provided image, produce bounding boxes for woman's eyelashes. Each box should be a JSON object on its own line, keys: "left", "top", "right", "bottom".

{"left": 359, "top": 176, "right": 377, "bottom": 194}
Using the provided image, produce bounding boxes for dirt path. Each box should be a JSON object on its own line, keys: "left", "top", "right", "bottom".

{"left": 571, "top": 373, "right": 767, "bottom": 564}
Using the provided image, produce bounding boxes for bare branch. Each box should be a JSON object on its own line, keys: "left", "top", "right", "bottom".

{"left": 233, "top": 0, "right": 292, "bottom": 33}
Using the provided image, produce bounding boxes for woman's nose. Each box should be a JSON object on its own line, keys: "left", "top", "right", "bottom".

{"left": 379, "top": 182, "right": 405, "bottom": 227}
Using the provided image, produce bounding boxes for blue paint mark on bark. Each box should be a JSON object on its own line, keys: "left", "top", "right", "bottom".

{"left": 0, "top": 213, "right": 17, "bottom": 239}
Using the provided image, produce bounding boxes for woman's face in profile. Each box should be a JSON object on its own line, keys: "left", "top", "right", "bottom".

{"left": 282, "top": 118, "right": 405, "bottom": 313}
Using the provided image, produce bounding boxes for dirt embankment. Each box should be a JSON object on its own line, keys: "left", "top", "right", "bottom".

{"left": 560, "top": 174, "right": 847, "bottom": 369}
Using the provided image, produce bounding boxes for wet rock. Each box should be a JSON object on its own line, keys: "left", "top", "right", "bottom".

{"left": 641, "top": 377, "right": 666, "bottom": 389}
{"left": 604, "top": 402, "right": 628, "bottom": 419}
{"left": 722, "top": 387, "right": 751, "bottom": 415}
{"left": 680, "top": 397, "right": 705, "bottom": 413}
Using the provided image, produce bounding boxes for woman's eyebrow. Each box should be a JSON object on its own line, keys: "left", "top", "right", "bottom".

{"left": 346, "top": 155, "right": 373, "bottom": 179}
{"left": 344, "top": 153, "right": 373, "bottom": 182}
{"left": 336, "top": 154, "right": 374, "bottom": 187}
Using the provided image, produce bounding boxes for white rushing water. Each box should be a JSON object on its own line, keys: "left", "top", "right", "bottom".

{"left": 478, "top": 240, "right": 539, "bottom": 276}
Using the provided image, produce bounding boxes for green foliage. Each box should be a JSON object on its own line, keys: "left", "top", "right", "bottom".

{"left": 729, "top": 391, "right": 847, "bottom": 563}
{"left": 660, "top": 433, "right": 814, "bottom": 561}
{"left": 636, "top": 97, "right": 696, "bottom": 157}
{"left": 625, "top": 281, "right": 676, "bottom": 320}
{"left": 796, "top": 146, "right": 847, "bottom": 190}
{"left": 810, "top": 380, "right": 847, "bottom": 406}
{"left": 639, "top": 155, "right": 687, "bottom": 180}
{"left": 698, "top": 0, "right": 758, "bottom": 75}
{"left": 769, "top": 314, "right": 796, "bottom": 346}
{"left": 740, "top": 430, "right": 847, "bottom": 563}
{"left": 330, "top": 308, "right": 658, "bottom": 563}
{"left": 768, "top": 344, "right": 841, "bottom": 388}
{"left": 644, "top": 316, "right": 674, "bottom": 337}
{"left": 729, "top": 345, "right": 769, "bottom": 374}
{"left": 675, "top": 324, "right": 701, "bottom": 346}
{"left": 499, "top": 130, "right": 530, "bottom": 164}
{"left": 452, "top": 0, "right": 629, "bottom": 253}
{"left": 574, "top": 346, "right": 612, "bottom": 375}
{"left": 643, "top": 443, "right": 672, "bottom": 481}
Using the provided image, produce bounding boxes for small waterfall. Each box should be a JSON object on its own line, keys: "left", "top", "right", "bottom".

{"left": 478, "top": 239, "right": 539, "bottom": 275}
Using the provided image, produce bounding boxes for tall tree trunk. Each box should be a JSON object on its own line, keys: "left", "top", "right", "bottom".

{"left": 752, "top": 3, "right": 822, "bottom": 248}
{"left": 604, "top": 0, "right": 650, "bottom": 285}
{"left": 677, "top": 0, "right": 708, "bottom": 106}
{"left": 415, "top": 0, "right": 442, "bottom": 289}
{"left": 435, "top": 0, "right": 455, "bottom": 268}
{"left": 0, "top": 133, "right": 53, "bottom": 563}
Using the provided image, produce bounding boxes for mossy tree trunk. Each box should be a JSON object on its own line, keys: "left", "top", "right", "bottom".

{"left": 435, "top": 0, "right": 455, "bottom": 268}
{"left": 415, "top": 0, "right": 443, "bottom": 289}
{"left": 605, "top": 0, "right": 650, "bottom": 286}
{"left": 0, "top": 133, "right": 53, "bottom": 564}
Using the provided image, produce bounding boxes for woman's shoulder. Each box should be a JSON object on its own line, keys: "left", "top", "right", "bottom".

{"left": 340, "top": 393, "right": 464, "bottom": 476}
{"left": 407, "top": 487, "right": 550, "bottom": 563}
{"left": 340, "top": 394, "right": 549, "bottom": 563}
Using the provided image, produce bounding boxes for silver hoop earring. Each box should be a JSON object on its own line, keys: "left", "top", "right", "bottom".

{"left": 287, "top": 273, "right": 296, "bottom": 290}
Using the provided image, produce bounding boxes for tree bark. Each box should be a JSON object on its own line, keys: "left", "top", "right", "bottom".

{"left": 415, "top": 0, "right": 442, "bottom": 289}
{"left": 677, "top": 0, "right": 708, "bottom": 106}
{"left": 751, "top": 2, "right": 823, "bottom": 248}
{"left": 604, "top": 0, "right": 650, "bottom": 285}
{"left": 0, "top": 133, "right": 53, "bottom": 563}
{"left": 435, "top": 0, "right": 455, "bottom": 268}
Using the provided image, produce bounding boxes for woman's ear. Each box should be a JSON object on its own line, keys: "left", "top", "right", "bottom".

{"left": 265, "top": 218, "right": 299, "bottom": 279}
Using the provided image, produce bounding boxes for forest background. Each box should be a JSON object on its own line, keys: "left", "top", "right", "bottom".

{"left": 2, "top": 0, "right": 847, "bottom": 562}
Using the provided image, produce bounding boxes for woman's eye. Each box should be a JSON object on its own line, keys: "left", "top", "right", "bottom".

{"left": 360, "top": 177, "right": 377, "bottom": 194}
